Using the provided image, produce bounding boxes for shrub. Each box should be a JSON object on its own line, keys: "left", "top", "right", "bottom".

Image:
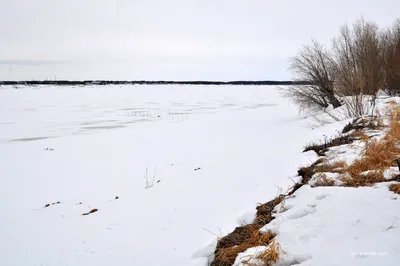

{"left": 286, "top": 40, "right": 341, "bottom": 111}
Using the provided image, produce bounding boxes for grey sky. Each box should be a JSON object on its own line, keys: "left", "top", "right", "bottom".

{"left": 0, "top": 0, "right": 399, "bottom": 80}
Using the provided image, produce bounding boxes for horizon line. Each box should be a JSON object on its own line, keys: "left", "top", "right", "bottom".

{"left": 0, "top": 80, "right": 310, "bottom": 86}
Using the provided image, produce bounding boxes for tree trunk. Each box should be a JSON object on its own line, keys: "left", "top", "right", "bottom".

{"left": 327, "top": 92, "right": 342, "bottom": 108}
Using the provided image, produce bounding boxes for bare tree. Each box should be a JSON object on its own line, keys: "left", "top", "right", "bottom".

{"left": 286, "top": 39, "right": 341, "bottom": 111}
{"left": 381, "top": 19, "right": 400, "bottom": 95}
{"left": 331, "top": 18, "right": 384, "bottom": 117}
{"left": 332, "top": 18, "right": 384, "bottom": 96}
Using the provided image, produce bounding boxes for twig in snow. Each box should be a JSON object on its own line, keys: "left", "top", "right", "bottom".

{"left": 144, "top": 165, "right": 158, "bottom": 189}
{"left": 202, "top": 228, "right": 219, "bottom": 238}
{"left": 386, "top": 217, "right": 400, "bottom": 230}
{"left": 274, "top": 186, "right": 283, "bottom": 197}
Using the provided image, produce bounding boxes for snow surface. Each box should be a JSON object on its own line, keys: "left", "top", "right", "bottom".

{"left": 0, "top": 85, "right": 346, "bottom": 266}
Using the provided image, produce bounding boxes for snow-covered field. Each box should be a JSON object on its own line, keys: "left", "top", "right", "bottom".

{"left": 1, "top": 85, "right": 397, "bottom": 266}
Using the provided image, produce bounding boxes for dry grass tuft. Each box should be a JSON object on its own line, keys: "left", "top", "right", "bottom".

{"left": 297, "top": 166, "right": 316, "bottom": 183}
{"left": 213, "top": 230, "right": 276, "bottom": 266}
{"left": 311, "top": 158, "right": 326, "bottom": 166}
{"left": 389, "top": 183, "right": 400, "bottom": 194}
{"left": 255, "top": 195, "right": 285, "bottom": 226}
{"left": 298, "top": 160, "right": 347, "bottom": 187}
{"left": 256, "top": 240, "right": 285, "bottom": 266}
{"left": 216, "top": 224, "right": 261, "bottom": 250}
{"left": 241, "top": 240, "right": 285, "bottom": 266}
{"left": 211, "top": 194, "right": 286, "bottom": 266}
{"left": 315, "top": 161, "right": 347, "bottom": 174}
{"left": 313, "top": 173, "right": 336, "bottom": 187}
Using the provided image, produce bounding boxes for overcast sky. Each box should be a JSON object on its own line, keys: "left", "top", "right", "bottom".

{"left": 0, "top": 0, "right": 399, "bottom": 81}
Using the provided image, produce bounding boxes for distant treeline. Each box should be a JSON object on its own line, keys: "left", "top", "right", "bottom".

{"left": 0, "top": 80, "right": 311, "bottom": 86}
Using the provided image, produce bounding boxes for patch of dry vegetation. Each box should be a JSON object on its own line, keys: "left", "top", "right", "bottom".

{"left": 212, "top": 228, "right": 276, "bottom": 266}
{"left": 341, "top": 105, "right": 400, "bottom": 186}
{"left": 298, "top": 159, "right": 347, "bottom": 185}
{"left": 299, "top": 105, "right": 400, "bottom": 188}
{"left": 241, "top": 240, "right": 285, "bottom": 266}
{"left": 313, "top": 173, "right": 336, "bottom": 187}
{"left": 303, "top": 134, "right": 356, "bottom": 156}
{"left": 389, "top": 183, "right": 400, "bottom": 194}
{"left": 256, "top": 240, "right": 284, "bottom": 266}
{"left": 254, "top": 195, "right": 285, "bottom": 226}
{"left": 315, "top": 160, "right": 347, "bottom": 174}
{"left": 211, "top": 194, "right": 287, "bottom": 266}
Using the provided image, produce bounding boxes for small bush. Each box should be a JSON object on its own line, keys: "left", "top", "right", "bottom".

{"left": 286, "top": 40, "right": 341, "bottom": 112}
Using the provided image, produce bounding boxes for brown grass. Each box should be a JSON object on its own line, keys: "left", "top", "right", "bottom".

{"left": 257, "top": 240, "right": 285, "bottom": 266}
{"left": 299, "top": 105, "right": 400, "bottom": 187}
{"left": 215, "top": 224, "right": 261, "bottom": 250}
{"left": 298, "top": 159, "right": 347, "bottom": 187}
{"left": 213, "top": 230, "right": 276, "bottom": 266}
{"left": 389, "top": 183, "right": 400, "bottom": 194}
{"left": 315, "top": 161, "right": 347, "bottom": 174}
{"left": 241, "top": 240, "right": 284, "bottom": 266}
{"left": 313, "top": 173, "right": 336, "bottom": 187}
{"left": 297, "top": 166, "right": 316, "bottom": 183}
{"left": 211, "top": 194, "right": 286, "bottom": 266}
{"left": 255, "top": 195, "right": 285, "bottom": 226}
{"left": 341, "top": 105, "right": 400, "bottom": 186}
